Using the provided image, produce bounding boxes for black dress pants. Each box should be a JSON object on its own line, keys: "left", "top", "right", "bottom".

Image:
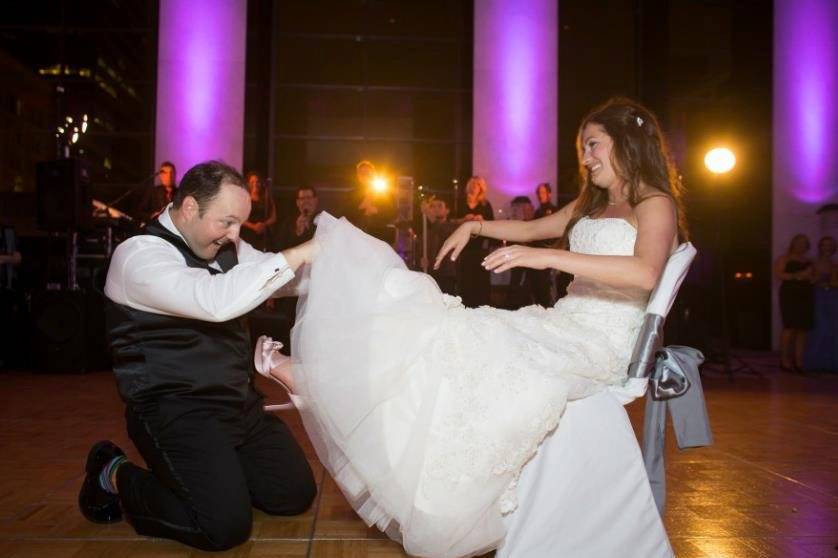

{"left": 116, "top": 390, "right": 316, "bottom": 551}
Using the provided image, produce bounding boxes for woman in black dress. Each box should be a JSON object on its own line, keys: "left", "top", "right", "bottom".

{"left": 774, "top": 234, "right": 815, "bottom": 371}
{"left": 241, "top": 171, "right": 277, "bottom": 251}
{"left": 454, "top": 176, "right": 494, "bottom": 307}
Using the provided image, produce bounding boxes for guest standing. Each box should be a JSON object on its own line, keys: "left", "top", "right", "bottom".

{"left": 774, "top": 233, "right": 815, "bottom": 372}
{"left": 421, "top": 196, "right": 457, "bottom": 296}
{"left": 455, "top": 176, "right": 494, "bottom": 307}
{"left": 531, "top": 182, "right": 560, "bottom": 306}
{"left": 804, "top": 236, "right": 838, "bottom": 372}
{"left": 351, "top": 160, "right": 396, "bottom": 243}
{"left": 135, "top": 161, "right": 177, "bottom": 223}
{"left": 241, "top": 171, "right": 277, "bottom": 251}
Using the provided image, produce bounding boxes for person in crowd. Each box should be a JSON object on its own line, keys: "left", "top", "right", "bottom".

{"left": 351, "top": 160, "right": 396, "bottom": 243}
{"left": 531, "top": 182, "right": 561, "bottom": 306}
{"left": 135, "top": 161, "right": 177, "bottom": 223}
{"left": 508, "top": 195, "right": 536, "bottom": 308}
{"left": 804, "top": 235, "right": 838, "bottom": 373}
{"left": 240, "top": 171, "right": 277, "bottom": 251}
{"left": 534, "top": 182, "right": 557, "bottom": 219}
{"left": 774, "top": 233, "right": 815, "bottom": 372}
{"left": 420, "top": 195, "right": 457, "bottom": 295}
{"left": 272, "top": 186, "right": 321, "bottom": 348}
{"left": 454, "top": 175, "right": 495, "bottom": 307}
{"left": 277, "top": 187, "right": 319, "bottom": 250}
{"left": 256, "top": 97, "right": 686, "bottom": 557}
{"left": 78, "top": 161, "right": 318, "bottom": 551}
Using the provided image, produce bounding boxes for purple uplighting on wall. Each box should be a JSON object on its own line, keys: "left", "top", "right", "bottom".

{"left": 774, "top": 0, "right": 838, "bottom": 204}
{"left": 772, "top": 0, "right": 838, "bottom": 347}
{"left": 474, "top": 0, "right": 558, "bottom": 212}
{"left": 155, "top": 0, "right": 247, "bottom": 174}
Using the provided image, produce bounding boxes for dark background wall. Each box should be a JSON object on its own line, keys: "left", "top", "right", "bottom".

{"left": 0, "top": 0, "right": 773, "bottom": 353}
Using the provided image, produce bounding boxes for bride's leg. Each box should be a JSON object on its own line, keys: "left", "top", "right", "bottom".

{"left": 269, "top": 359, "right": 296, "bottom": 393}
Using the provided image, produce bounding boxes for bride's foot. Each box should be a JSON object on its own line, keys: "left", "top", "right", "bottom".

{"left": 254, "top": 335, "right": 296, "bottom": 394}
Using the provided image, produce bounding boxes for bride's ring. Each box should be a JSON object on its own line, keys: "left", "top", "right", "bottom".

{"left": 504, "top": 253, "right": 511, "bottom": 261}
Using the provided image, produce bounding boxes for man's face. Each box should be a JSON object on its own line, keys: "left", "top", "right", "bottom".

{"left": 511, "top": 201, "right": 534, "bottom": 221}
{"left": 179, "top": 183, "right": 251, "bottom": 261}
{"left": 160, "top": 165, "right": 175, "bottom": 188}
{"left": 428, "top": 199, "right": 449, "bottom": 223}
{"left": 296, "top": 189, "right": 318, "bottom": 216}
{"left": 537, "top": 185, "right": 551, "bottom": 205}
{"left": 247, "top": 174, "right": 262, "bottom": 198}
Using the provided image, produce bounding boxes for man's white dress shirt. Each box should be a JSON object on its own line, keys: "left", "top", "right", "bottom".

{"left": 105, "top": 204, "right": 296, "bottom": 322}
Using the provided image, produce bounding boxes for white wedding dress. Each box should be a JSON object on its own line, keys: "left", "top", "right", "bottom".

{"left": 290, "top": 213, "right": 649, "bottom": 558}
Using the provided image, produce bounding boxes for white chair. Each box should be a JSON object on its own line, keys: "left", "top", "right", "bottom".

{"left": 497, "top": 243, "right": 697, "bottom": 558}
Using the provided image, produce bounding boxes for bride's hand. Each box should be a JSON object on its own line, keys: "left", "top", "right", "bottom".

{"left": 482, "top": 245, "right": 558, "bottom": 273}
{"left": 434, "top": 222, "right": 478, "bottom": 269}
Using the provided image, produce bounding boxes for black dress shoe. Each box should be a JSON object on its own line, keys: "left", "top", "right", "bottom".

{"left": 78, "top": 440, "right": 125, "bottom": 523}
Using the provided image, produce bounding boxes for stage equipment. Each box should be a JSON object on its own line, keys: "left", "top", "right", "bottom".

{"left": 36, "top": 158, "right": 92, "bottom": 231}
{"left": 702, "top": 147, "right": 760, "bottom": 379}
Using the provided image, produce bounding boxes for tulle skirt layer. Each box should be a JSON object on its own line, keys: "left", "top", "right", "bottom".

{"left": 291, "top": 214, "right": 644, "bottom": 558}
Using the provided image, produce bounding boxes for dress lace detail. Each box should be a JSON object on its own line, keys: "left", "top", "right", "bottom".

{"left": 292, "top": 214, "right": 649, "bottom": 558}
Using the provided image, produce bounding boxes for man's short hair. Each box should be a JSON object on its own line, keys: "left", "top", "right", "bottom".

{"left": 296, "top": 186, "right": 318, "bottom": 198}
{"left": 511, "top": 195, "right": 533, "bottom": 205}
{"left": 173, "top": 161, "right": 246, "bottom": 215}
{"left": 536, "top": 182, "right": 551, "bottom": 193}
{"left": 160, "top": 161, "right": 176, "bottom": 173}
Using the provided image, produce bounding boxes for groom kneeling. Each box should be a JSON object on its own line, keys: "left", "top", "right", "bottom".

{"left": 78, "top": 160, "right": 317, "bottom": 551}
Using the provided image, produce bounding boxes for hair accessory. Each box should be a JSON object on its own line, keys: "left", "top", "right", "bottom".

{"left": 636, "top": 116, "right": 644, "bottom": 127}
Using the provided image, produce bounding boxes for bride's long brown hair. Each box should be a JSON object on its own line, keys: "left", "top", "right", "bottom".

{"left": 561, "top": 97, "right": 688, "bottom": 247}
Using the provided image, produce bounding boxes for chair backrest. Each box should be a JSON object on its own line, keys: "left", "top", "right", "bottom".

{"left": 646, "top": 242, "right": 697, "bottom": 318}
{"left": 626, "top": 242, "right": 697, "bottom": 379}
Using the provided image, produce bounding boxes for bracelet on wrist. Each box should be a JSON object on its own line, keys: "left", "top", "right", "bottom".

{"left": 471, "top": 221, "right": 482, "bottom": 238}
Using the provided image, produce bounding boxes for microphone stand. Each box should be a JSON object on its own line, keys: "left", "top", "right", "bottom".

{"left": 103, "top": 170, "right": 160, "bottom": 213}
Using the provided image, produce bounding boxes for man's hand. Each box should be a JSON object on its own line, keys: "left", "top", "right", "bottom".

{"left": 359, "top": 196, "right": 380, "bottom": 217}
{"left": 295, "top": 214, "right": 311, "bottom": 236}
{"left": 281, "top": 239, "right": 320, "bottom": 271}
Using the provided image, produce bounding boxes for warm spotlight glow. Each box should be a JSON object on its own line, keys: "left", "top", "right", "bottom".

{"left": 371, "top": 176, "right": 388, "bottom": 193}
{"left": 705, "top": 148, "right": 736, "bottom": 174}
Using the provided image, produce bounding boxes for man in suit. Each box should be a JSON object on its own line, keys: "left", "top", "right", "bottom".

{"left": 79, "top": 161, "right": 317, "bottom": 551}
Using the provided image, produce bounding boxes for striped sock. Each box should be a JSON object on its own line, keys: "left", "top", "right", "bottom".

{"left": 98, "top": 455, "right": 127, "bottom": 495}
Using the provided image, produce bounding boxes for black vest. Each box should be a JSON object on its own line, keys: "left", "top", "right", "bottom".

{"left": 105, "top": 219, "right": 253, "bottom": 408}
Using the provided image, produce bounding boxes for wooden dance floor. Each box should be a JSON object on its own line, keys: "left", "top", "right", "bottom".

{"left": 0, "top": 354, "right": 836, "bottom": 557}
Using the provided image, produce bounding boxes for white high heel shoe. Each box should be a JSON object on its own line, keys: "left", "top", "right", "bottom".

{"left": 254, "top": 335, "right": 303, "bottom": 411}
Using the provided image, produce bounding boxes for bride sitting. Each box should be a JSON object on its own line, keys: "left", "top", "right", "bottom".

{"left": 256, "top": 97, "right": 687, "bottom": 558}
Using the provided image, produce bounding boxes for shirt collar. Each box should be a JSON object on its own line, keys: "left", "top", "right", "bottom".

{"left": 157, "top": 203, "right": 183, "bottom": 240}
{"left": 158, "top": 202, "right": 225, "bottom": 271}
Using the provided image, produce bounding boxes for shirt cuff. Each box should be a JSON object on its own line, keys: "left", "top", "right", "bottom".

{"left": 261, "top": 252, "right": 295, "bottom": 291}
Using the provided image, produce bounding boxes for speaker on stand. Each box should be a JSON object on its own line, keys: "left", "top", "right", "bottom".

{"left": 31, "top": 158, "right": 111, "bottom": 372}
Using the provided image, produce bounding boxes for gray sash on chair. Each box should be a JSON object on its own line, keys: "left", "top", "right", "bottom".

{"left": 642, "top": 345, "right": 713, "bottom": 513}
